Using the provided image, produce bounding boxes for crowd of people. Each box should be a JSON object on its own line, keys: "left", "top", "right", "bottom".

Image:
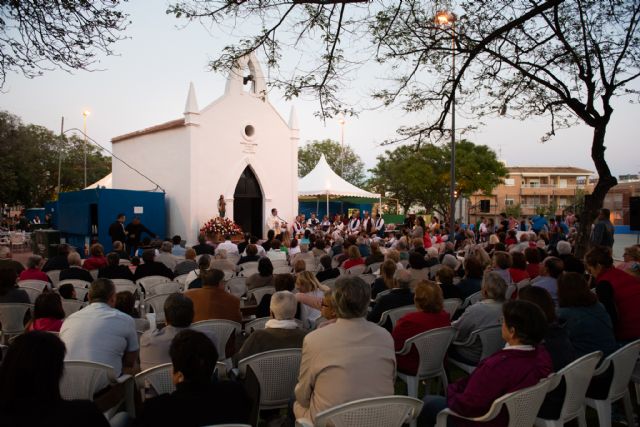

{"left": 0, "top": 206, "right": 638, "bottom": 427}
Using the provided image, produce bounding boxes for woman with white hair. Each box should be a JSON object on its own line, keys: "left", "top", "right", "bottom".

{"left": 233, "top": 291, "right": 307, "bottom": 365}
{"left": 450, "top": 271, "right": 507, "bottom": 365}
{"left": 18, "top": 255, "right": 49, "bottom": 283}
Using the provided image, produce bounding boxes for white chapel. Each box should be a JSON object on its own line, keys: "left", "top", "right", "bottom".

{"left": 111, "top": 54, "right": 299, "bottom": 242}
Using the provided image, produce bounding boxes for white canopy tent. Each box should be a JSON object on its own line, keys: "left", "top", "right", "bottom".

{"left": 298, "top": 154, "right": 380, "bottom": 214}
{"left": 85, "top": 173, "right": 113, "bottom": 189}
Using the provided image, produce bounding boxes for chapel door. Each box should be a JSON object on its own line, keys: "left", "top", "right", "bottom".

{"left": 233, "top": 166, "right": 263, "bottom": 237}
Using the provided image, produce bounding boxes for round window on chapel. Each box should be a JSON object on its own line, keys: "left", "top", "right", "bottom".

{"left": 244, "top": 125, "right": 255, "bottom": 138}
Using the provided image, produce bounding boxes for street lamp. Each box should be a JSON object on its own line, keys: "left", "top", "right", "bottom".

{"left": 337, "top": 114, "right": 346, "bottom": 176}
{"left": 82, "top": 110, "right": 91, "bottom": 188}
{"left": 435, "top": 9, "right": 457, "bottom": 243}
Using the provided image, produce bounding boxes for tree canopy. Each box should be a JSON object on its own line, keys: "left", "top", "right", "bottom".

{"left": 298, "top": 139, "right": 367, "bottom": 187}
{"left": 169, "top": 0, "right": 640, "bottom": 255}
{"left": 369, "top": 140, "right": 507, "bottom": 217}
{"left": 0, "top": 111, "right": 111, "bottom": 207}
{"left": 0, "top": 1, "right": 129, "bottom": 88}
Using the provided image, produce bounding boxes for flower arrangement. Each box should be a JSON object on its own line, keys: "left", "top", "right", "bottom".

{"left": 200, "top": 216, "right": 242, "bottom": 236}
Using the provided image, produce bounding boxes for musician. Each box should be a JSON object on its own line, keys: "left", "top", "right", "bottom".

{"left": 266, "top": 208, "right": 287, "bottom": 237}
{"left": 333, "top": 214, "right": 344, "bottom": 231}
{"left": 307, "top": 212, "right": 320, "bottom": 228}
{"left": 372, "top": 213, "right": 385, "bottom": 237}
{"left": 361, "top": 211, "right": 373, "bottom": 234}
{"left": 348, "top": 211, "right": 361, "bottom": 235}
{"left": 292, "top": 215, "right": 304, "bottom": 236}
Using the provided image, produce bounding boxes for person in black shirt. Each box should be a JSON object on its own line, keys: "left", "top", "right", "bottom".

{"left": 236, "top": 233, "right": 251, "bottom": 255}
{"left": 59, "top": 252, "right": 93, "bottom": 283}
{"left": 108, "top": 213, "right": 127, "bottom": 246}
{"left": 136, "top": 329, "right": 251, "bottom": 427}
{"left": 42, "top": 244, "right": 71, "bottom": 272}
{"left": 316, "top": 255, "right": 340, "bottom": 283}
{"left": 133, "top": 250, "right": 174, "bottom": 282}
{"left": 192, "top": 234, "right": 215, "bottom": 256}
{"left": 98, "top": 253, "right": 134, "bottom": 281}
{"left": 126, "top": 217, "right": 156, "bottom": 257}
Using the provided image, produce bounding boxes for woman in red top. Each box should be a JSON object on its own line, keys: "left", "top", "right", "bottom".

{"left": 509, "top": 252, "right": 530, "bottom": 284}
{"left": 392, "top": 280, "right": 451, "bottom": 375}
{"left": 82, "top": 243, "right": 108, "bottom": 271}
{"left": 524, "top": 247, "right": 541, "bottom": 279}
{"left": 26, "top": 292, "right": 65, "bottom": 332}
{"left": 18, "top": 255, "right": 50, "bottom": 283}
{"left": 586, "top": 246, "right": 640, "bottom": 342}
{"left": 341, "top": 245, "right": 365, "bottom": 270}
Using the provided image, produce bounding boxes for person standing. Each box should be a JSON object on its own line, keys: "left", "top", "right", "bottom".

{"left": 217, "top": 195, "right": 226, "bottom": 218}
{"left": 108, "top": 213, "right": 127, "bottom": 247}
{"left": 125, "top": 217, "right": 156, "bottom": 256}
{"left": 591, "top": 208, "right": 615, "bottom": 248}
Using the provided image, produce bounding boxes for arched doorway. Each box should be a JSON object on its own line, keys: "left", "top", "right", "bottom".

{"left": 233, "top": 166, "right": 263, "bottom": 237}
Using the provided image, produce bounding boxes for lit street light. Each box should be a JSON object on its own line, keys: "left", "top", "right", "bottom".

{"left": 435, "top": 9, "right": 457, "bottom": 243}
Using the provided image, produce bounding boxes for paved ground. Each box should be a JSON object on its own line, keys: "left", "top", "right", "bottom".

{"left": 613, "top": 233, "right": 640, "bottom": 260}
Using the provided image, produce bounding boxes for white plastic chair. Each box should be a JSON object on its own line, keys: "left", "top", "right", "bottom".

{"left": 0, "top": 303, "right": 31, "bottom": 343}
{"left": 173, "top": 274, "right": 189, "bottom": 287}
{"left": 246, "top": 286, "right": 275, "bottom": 305}
{"left": 346, "top": 264, "right": 366, "bottom": 275}
{"left": 442, "top": 298, "right": 462, "bottom": 319}
{"left": 449, "top": 324, "right": 504, "bottom": 373}
{"left": 396, "top": 326, "right": 456, "bottom": 400}
{"left": 378, "top": 305, "right": 417, "bottom": 328}
{"left": 118, "top": 259, "right": 131, "bottom": 266}
{"left": 273, "top": 266, "right": 293, "bottom": 274}
{"left": 149, "top": 282, "right": 181, "bottom": 296}
{"left": 358, "top": 274, "right": 376, "bottom": 285}
{"left": 19, "top": 286, "right": 42, "bottom": 304}
{"left": 366, "top": 262, "right": 382, "bottom": 274}
{"left": 112, "top": 279, "right": 138, "bottom": 295}
{"left": 144, "top": 293, "right": 173, "bottom": 323}
{"left": 409, "top": 268, "right": 430, "bottom": 282}
{"left": 245, "top": 316, "right": 303, "bottom": 333}
{"left": 321, "top": 278, "right": 338, "bottom": 289}
{"left": 46, "top": 270, "right": 61, "bottom": 286}
{"left": 136, "top": 275, "right": 172, "bottom": 296}
{"left": 135, "top": 362, "right": 175, "bottom": 401}
{"left": 435, "top": 377, "right": 551, "bottom": 427}
{"left": 585, "top": 340, "right": 640, "bottom": 427}
{"left": 296, "top": 395, "right": 423, "bottom": 427}
{"left": 58, "top": 279, "right": 91, "bottom": 301}
{"left": 270, "top": 259, "right": 289, "bottom": 268}
{"left": 60, "top": 360, "right": 134, "bottom": 419}
{"left": 18, "top": 279, "right": 50, "bottom": 291}
{"left": 190, "top": 319, "right": 241, "bottom": 361}
{"left": 238, "top": 348, "right": 302, "bottom": 412}
{"left": 226, "top": 277, "right": 247, "bottom": 298}
{"left": 462, "top": 291, "right": 482, "bottom": 308}
{"left": 535, "top": 351, "right": 602, "bottom": 427}
{"left": 62, "top": 299, "right": 85, "bottom": 317}
{"left": 88, "top": 269, "right": 99, "bottom": 280}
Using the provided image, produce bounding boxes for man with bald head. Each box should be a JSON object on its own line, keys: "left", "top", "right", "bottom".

{"left": 367, "top": 269, "right": 415, "bottom": 330}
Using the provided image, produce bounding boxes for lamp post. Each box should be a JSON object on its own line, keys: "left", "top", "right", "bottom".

{"left": 337, "top": 114, "right": 346, "bottom": 176}
{"left": 82, "top": 110, "right": 91, "bottom": 188}
{"left": 435, "top": 9, "right": 457, "bottom": 243}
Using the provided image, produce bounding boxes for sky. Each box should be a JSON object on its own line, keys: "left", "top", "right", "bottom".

{"left": 1, "top": 2, "right": 639, "bottom": 180}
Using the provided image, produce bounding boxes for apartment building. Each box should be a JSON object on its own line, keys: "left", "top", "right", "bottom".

{"left": 468, "top": 166, "right": 594, "bottom": 223}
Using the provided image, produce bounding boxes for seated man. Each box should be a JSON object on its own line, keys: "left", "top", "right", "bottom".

{"left": 209, "top": 249, "right": 236, "bottom": 272}
{"left": 294, "top": 275, "right": 396, "bottom": 422}
{"left": 171, "top": 235, "right": 186, "bottom": 257}
{"left": 136, "top": 330, "right": 251, "bottom": 427}
{"left": 315, "top": 255, "right": 340, "bottom": 283}
{"left": 59, "top": 252, "right": 93, "bottom": 283}
{"left": 174, "top": 248, "right": 198, "bottom": 277}
{"left": 367, "top": 269, "right": 415, "bottom": 329}
{"left": 237, "top": 243, "right": 261, "bottom": 265}
{"left": 266, "top": 239, "right": 287, "bottom": 262}
{"left": 192, "top": 234, "right": 215, "bottom": 256}
{"left": 233, "top": 291, "right": 307, "bottom": 365}
{"left": 140, "top": 293, "right": 218, "bottom": 371}
{"left": 133, "top": 249, "right": 174, "bottom": 281}
{"left": 42, "top": 243, "right": 70, "bottom": 272}
{"left": 184, "top": 269, "right": 242, "bottom": 323}
{"left": 155, "top": 241, "right": 178, "bottom": 271}
{"left": 60, "top": 278, "right": 138, "bottom": 376}
{"left": 98, "top": 252, "right": 135, "bottom": 281}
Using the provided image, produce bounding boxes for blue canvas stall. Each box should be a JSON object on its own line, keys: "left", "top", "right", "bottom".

{"left": 56, "top": 189, "right": 165, "bottom": 254}
{"left": 44, "top": 201, "right": 58, "bottom": 229}
{"left": 25, "top": 208, "right": 45, "bottom": 223}
{"left": 298, "top": 201, "right": 373, "bottom": 220}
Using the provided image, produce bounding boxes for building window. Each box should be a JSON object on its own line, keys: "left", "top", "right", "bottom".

{"left": 529, "top": 180, "right": 540, "bottom": 188}
{"left": 504, "top": 178, "right": 515, "bottom": 186}
{"left": 558, "top": 179, "right": 567, "bottom": 188}
{"left": 480, "top": 200, "right": 491, "bottom": 213}
{"left": 505, "top": 198, "right": 515, "bottom": 206}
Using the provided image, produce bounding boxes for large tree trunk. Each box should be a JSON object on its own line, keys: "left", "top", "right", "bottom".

{"left": 575, "top": 123, "right": 617, "bottom": 258}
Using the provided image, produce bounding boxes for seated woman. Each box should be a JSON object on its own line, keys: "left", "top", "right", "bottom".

{"left": 18, "top": 255, "right": 50, "bottom": 283}
{"left": 392, "top": 280, "right": 451, "bottom": 375}
{"left": 586, "top": 245, "right": 640, "bottom": 342}
{"left": 246, "top": 257, "right": 274, "bottom": 291}
{"left": 98, "top": 252, "right": 135, "bottom": 281}
{"left": 456, "top": 256, "right": 483, "bottom": 300}
{"left": 508, "top": 252, "right": 530, "bottom": 285}
{"left": 26, "top": 292, "right": 65, "bottom": 333}
{"left": 317, "top": 289, "right": 338, "bottom": 328}
{"left": 371, "top": 259, "right": 397, "bottom": 300}
{"left": 115, "top": 290, "right": 149, "bottom": 332}
{"left": 419, "top": 300, "right": 553, "bottom": 427}
{"left": 557, "top": 272, "right": 618, "bottom": 357}
{"left": 0, "top": 331, "right": 109, "bottom": 427}
{"left": 341, "top": 245, "right": 365, "bottom": 270}
{"left": 294, "top": 271, "right": 326, "bottom": 327}
{"left": 450, "top": 271, "right": 506, "bottom": 365}
{"left": 82, "top": 243, "right": 107, "bottom": 271}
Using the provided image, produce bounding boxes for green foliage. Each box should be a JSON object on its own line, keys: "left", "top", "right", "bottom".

{"left": 369, "top": 140, "right": 506, "bottom": 216}
{"left": 505, "top": 203, "right": 522, "bottom": 218}
{"left": 0, "top": 111, "right": 111, "bottom": 207}
{"left": 298, "top": 139, "right": 366, "bottom": 187}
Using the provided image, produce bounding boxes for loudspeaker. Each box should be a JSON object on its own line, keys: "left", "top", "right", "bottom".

{"left": 630, "top": 197, "right": 640, "bottom": 231}
{"left": 480, "top": 200, "right": 490, "bottom": 213}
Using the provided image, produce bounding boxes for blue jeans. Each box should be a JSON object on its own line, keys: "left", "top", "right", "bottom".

{"left": 418, "top": 396, "right": 449, "bottom": 427}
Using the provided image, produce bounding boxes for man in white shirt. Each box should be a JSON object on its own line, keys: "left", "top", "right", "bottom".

{"left": 372, "top": 213, "right": 385, "bottom": 237}
{"left": 348, "top": 212, "right": 361, "bottom": 235}
{"left": 266, "top": 208, "right": 285, "bottom": 235}
{"left": 216, "top": 234, "right": 239, "bottom": 256}
{"left": 361, "top": 211, "right": 372, "bottom": 234}
{"left": 292, "top": 215, "right": 304, "bottom": 236}
{"left": 60, "top": 278, "right": 139, "bottom": 376}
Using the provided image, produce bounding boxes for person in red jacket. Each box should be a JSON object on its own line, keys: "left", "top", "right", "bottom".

{"left": 418, "top": 300, "right": 553, "bottom": 427}
{"left": 82, "top": 243, "right": 108, "bottom": 271}
{"left": 586, "top": 246, "right": 640, "bottom": 342}
{"left": 18, "top": 255, "right": 50, "bottom": 283}
{"left": 392, "top": 280, "right": 451, "bottom": 375}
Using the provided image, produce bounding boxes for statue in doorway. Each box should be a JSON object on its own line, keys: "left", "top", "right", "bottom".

{"left": 218, "top": 195, "right": 226, "bottom": 218}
